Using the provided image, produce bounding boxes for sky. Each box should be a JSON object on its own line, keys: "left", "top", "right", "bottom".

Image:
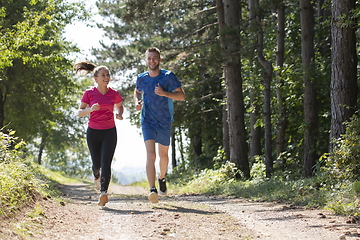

{"left": 64, "top": 3, "right": 147, "bottom": 173}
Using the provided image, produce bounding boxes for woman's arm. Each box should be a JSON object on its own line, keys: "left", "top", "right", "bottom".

{"left": 115, "top": 102, "right": 124, "bottom": 120}
{"left": 78, "top": 102, "right": 99, "bottom": 117}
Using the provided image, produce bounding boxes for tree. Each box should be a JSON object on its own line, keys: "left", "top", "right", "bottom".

{"left": 274, "top": 0, "right": 287, "bottom": 162}
{"left": 250, "top": 0, "right": 274, "bottom": 178}
{"left": 0, "top": 0, "right": 90, "bottom": 168}
{"left": 300, "top": 0, "right": 318, "bottom": 177}
{"left": 330, "top": 0, "right": 358, "bottom": 149}
{"left": 247, "top": 0, "right": 262, "bottom": 159}
{"left": 216, "top": 0, "right": 249, "bottom": 178}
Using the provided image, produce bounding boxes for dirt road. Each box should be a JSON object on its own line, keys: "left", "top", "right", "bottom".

{"left": 3, "top": 182, "right": 359, "bottom": 239}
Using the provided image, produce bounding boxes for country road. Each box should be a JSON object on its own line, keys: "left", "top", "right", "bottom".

{"left": 4, "top": 182, "right": 358, "bottom": 240}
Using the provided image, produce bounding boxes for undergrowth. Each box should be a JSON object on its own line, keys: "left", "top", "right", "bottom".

{"left": 0, "top": 131, "right": 72, "bottom": 219}
{"left": 169, "top": 161, "right": 360, "bottom": 216}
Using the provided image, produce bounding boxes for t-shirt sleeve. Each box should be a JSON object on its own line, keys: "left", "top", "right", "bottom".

{"left": 167, "top": 72, "right": 182, "bottom": 92}
{"left": 81, "top": 91, "right": 90, "bottom": 104}
{"left": 115, "top": 91, "right": 124, "bottom": 103}
{"left": 136, "top": 76, "right": 142, "bottom": 92}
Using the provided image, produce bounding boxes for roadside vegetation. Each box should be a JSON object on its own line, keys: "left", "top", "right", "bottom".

{"left": 0, "top": 131, "right": 78, "bottom": 219}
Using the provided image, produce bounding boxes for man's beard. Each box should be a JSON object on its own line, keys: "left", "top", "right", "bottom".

{"left": 148, "top": 64, "right": 160, "bottom": 71}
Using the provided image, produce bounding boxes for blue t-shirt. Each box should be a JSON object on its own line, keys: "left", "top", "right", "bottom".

{"left": 136, "top": 69, "right": 182, "bottom": 129}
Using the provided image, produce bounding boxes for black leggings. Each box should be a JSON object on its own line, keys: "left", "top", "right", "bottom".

{"left": 86, "top": 127, "right": 117, "bottom": 192}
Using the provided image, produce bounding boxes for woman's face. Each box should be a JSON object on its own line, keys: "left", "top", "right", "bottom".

{"left": 94, "top": 68, "right": 110, "bottom": 86}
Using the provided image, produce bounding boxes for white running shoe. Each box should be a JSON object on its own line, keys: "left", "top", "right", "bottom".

{"left": 98, "top": 192, "right": 108, "bottom": 206}
{"left": 94, "top": 177, "right": 100, "bottom": 191}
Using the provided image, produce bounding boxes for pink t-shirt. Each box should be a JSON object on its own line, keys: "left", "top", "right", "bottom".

{"left": 81, "top": 87, "right": 123, "bottom": 130}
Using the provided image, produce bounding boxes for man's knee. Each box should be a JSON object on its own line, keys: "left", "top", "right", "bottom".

{"left": 146, "top": 151, "right": 156, "bottom": 162}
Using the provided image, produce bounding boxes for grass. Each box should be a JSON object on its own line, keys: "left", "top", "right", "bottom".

{"left": 167, "top": 162, "right": 360, "bottom": 216}
{"left": 0, "top": 159, "right": 83, "bottom": 218}
{"left": 121, "top": 162, "right": 359, "bottom": 216}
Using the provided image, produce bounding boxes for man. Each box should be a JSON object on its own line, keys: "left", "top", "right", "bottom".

{"left": 134, "top": 47, "right": 185, "bottom": 203}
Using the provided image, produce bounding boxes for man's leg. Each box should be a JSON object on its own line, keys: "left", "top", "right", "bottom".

{"left": 158, "top": 144, "right": 169, "bottom": 179}
{"left": 145, "top": 140, "right": 157, "bottom": 188}
{"left": 158, "top": 144, "right": 169, "bottom": 195}
{"left": 145, "top": 139, "right": 158, "bottom": 203}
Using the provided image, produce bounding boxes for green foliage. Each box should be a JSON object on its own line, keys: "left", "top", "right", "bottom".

{"left": 354, "top": 182, "right": 360, "bottom": 196}
{"left": 325, "top": 180, "right": 360, "bottom": 216}
{"left": 0, "top": 132, "right": 40, "bottom": 217}
{"left": 0, "top": 162, "right": 40, "bottom": 217}
{"left": 95, "top": 0, "right": 224, "bottom": 169}
{"left": 168, "top": 154, "right": 360, "bottom": 216}
{"left": 172, "top": 165, "right": 359, "bottom": 215}
{"left": 0, "top": 130, "right": 26, "bottom": 163}
{"left": 249, "top": 156, "right": 267, "bottom": 181}
{"left": 0, "top": 128, "right": 82, "bottom": 219}
{"left": 327, "top": 113, "right": 360, "bottom": 180}
{"left": 0, "top": 0, "right": 91, "bottom": 173}
{"left": 178, "top": 161, "right": 240, "bottom": 195}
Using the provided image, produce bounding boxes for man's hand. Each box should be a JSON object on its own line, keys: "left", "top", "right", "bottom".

{"left": 135, "top": 100, "right": 142, "bottom": 111}
{"left": 154, "top": 83, "right": 166, "bottom": 97}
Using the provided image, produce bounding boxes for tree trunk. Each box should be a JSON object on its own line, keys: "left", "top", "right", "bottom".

{"left": 249, "top": 89, "right": 261, "bottom": 157}
{"left": 317, "top": 0, "right": 331, "bottom": 58}
{"left": 171, "top": 129, "right": 176, "bottom": 168}
{"left": 248, "top": 0, "right": 261, "bottom": 158}
{"left": 38, "top": 134, "right": 47, "bottom": 165}
{"left": 178, "top": 128, "right": 185, "bottom": 167}
{"left": 191, "top": 130, "right": 202, "bottom": 169}
{"left": 330, "top": 0, "right": 357, "bottom": 149}
{"left": 0, "top": 89, "right": 5, "bottom": 128}
{"left": 222, "top": 100, "right": 230, "bottom": 161}
{"left": 216, "top": 0, "right": 249, "bottom": 178}
{"left": 275, "top": 1, "right": 287, "bottom": 163}
{"left": 253, "top": 0, "right": 273, "bottom": 177}
{"left": 300, "top": 0, "right": 318, "bottom": 177}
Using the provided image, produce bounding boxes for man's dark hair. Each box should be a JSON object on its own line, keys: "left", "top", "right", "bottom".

{"left": 145, "top": 47, "right": 161, "bottom": 57}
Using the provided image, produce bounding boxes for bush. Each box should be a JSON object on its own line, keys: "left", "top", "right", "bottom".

{"left": 0, "top": 130, "right": 25, "bottom": 163}
{"left": 0, "top": 131, "right": 41, "bottom": 217}
{"left": 328, "top": 113, "right": 360, "bottom": 180}
{"left": 178, "top": 161, "right": 239, "bottom": 195}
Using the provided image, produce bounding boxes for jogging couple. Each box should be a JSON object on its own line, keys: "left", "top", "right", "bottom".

{"left": 75, "top": 47, "right": 185, "bottom": 206}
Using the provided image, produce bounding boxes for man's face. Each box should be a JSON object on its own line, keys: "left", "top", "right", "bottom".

{"left": 145, "top": 51, "right": 161, "bottom": 71}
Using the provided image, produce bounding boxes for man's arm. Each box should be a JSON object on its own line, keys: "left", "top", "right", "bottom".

{"left": 155, "top": 84, "right": 185, "bottom": 101}
{"left": 134, "top": 88, "right": 143, "bottom": 111}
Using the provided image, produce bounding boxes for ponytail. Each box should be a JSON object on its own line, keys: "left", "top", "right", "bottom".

{"left": 73, "top": 61, "right": 108, "bottom": 77}
{"left": 74, "top": 61, "right": 96, "bottom": 75}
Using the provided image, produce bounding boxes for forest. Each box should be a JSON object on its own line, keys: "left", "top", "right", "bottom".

{"left": 0, "top": 0, "right": 359, "bottom": 183}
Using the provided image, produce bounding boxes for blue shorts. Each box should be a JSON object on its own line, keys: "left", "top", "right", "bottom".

{"left": 142, "top": 126, "right": 171, "bottom": 146}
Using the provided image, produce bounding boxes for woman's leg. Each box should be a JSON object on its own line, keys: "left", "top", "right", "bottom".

{"left": 86, "top": 127, "right": 102, "bottom": 179}
{"left": 100, "top": 127, "right": 117, "bottom": 192}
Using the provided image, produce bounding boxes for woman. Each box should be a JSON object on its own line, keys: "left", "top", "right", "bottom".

{"left": 75, "top": 61, "right": 124, "bottom": 206}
